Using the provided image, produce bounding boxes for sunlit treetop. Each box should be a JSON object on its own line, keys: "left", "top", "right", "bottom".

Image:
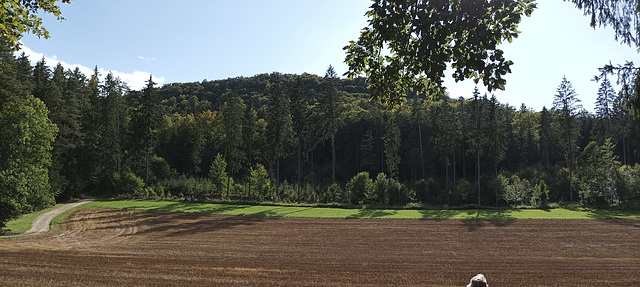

{"left": 0, "top": 0, "right": 71, "bottom": 50}
{"left": 344, "top": 0, "right": 536, "bottom": 107}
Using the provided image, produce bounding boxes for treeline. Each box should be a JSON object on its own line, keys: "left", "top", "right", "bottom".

{"left": 2, "top": 42, "right": 640, "bottom": 228}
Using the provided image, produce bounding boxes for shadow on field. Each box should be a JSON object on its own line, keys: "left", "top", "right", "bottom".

{"left": 460, "top": 218, "right": 516, "bottom": 231}
{"left": 72, "top": 208, "right": 272, "bottom": 237}
{"left": 596, "top": 218, "right": 640, "bottom": 229}
{"left": 135, "top": 212, "right": 271, "bottom": 237}
{"left": 346, "top": 209, "right": 398, "bottom": 219}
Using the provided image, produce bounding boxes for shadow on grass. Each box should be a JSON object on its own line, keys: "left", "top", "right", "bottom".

{"left": 585, "top": 208, "right": 640, "bottom": 219}
{"left": 346, "top": 209, "right": 398, "bottom": 219}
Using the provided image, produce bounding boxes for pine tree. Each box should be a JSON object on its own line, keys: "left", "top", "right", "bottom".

{"left": 101, "top": 72, "right": 127, "bottom": 182}
{"left": 539, "top": 106, "right": 553, "bottom": 167}
{"left": 318, "top": 65, "right": 342, "bottom": 184}
{"left": 290, "top": 76, "right": 308, "bottom": 201}
{"left": 265, "top": 73, "right": 294, "bottom": 198}
{"left": 221, "top": 91, "right": 246, "bottom": 197}
{"left": 594, "top": 77, "right": 616, "bottom": 142}
{"left": 552, "top": 76, "right": 582, "bottom": 201}
{"left": 129, "top": 75, "right": 160, "bottom": 183}
{"left": 242, "top": 103, "right": 257, "bottom": 197}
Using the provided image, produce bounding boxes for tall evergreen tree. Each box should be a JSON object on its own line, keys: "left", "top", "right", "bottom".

{"left": 383, "top": 112, "right": 402, "bottom": 179}
{"left": 512, "top": 104, "right": 540, "bottom": 168}
{"left": 467, "top": 87, "right": 487, "bottom": 205}
{"left": 318, "top": 65, "right": 342, "bottom": 184}
{"left": 129, "top": 75, "right": 160, "bottom": 183}
{"left": 594, "top": 77, "right": 617, "bottom": 142}
{"left": 290, "top": 76, "right": 309, "bottom": 201}
{"left": 101, "top": 72, "right": 127, "bottom": 182}
{"left": 265, "top": 73, "right": 294, "bottom": 198}
{"left": 552, "top": 76, "right": 582, "bottom": 201}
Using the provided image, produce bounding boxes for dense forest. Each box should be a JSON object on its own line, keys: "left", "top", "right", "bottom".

{"left": 1, "top": 37, "right": 640, "bottom": 227}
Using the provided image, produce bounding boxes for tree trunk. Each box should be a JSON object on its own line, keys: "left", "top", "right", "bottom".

{"left": 453, "top": 152, "right": 457, "bottom": 193}
{"left": 310, "top": 149, "right": 314, "bottom": 184}
{"left": 276, "top": 158, "right": 280, "bottom": 200}
{"left": 445, "top": 157, "right": 449, "bottom": 191}
{"left": 331, "top": 137, "right": 336, "bottom": 184}
{"left": 477, "top": 150, "right": 481, "bottom": 206}
{"left": 568, "top": 132, "right": 574, "bottom": 202}
{"left": 418, "top": 123, "right": 426, "bottom": 180}
{"left": 297, "top": 141, "right": 301, "bottom": 203}
{"left": 247, "top": 135, "right": 252, "bottom": 198}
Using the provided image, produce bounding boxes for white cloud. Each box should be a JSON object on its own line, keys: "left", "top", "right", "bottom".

{"left": 17, "top": 46, "right": 166, "bottom": 91}
{"left": 138, "top": 55, "right": 158, "bottom": 62}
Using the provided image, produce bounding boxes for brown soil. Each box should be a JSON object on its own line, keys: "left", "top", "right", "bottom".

{"left": 1, "top": 208, "right": 639, "bottom": 286}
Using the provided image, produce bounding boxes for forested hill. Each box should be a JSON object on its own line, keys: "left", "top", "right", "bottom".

{"left": 2, "top": 39, "right": 640, "bottom": 231}
{"left": 156, "top": 73, "right": 370, "bottom": 113}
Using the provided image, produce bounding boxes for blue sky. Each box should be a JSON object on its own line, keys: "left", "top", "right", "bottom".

{"left": 19, "top": 0, "right": 639, "bottom": 112}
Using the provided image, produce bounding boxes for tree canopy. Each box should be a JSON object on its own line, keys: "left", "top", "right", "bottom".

{"left": 344, "top": 0, "right": 536, "bottom": 106}
{"left": 0, "top": 0, "right": 70, "bottom": 50}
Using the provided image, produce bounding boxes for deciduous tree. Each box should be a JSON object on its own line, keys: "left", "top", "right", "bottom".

{"left": 344, "top": 0, "right": 536, "bottom": 106}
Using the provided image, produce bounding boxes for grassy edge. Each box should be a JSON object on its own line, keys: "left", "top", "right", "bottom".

{"left": 68, "top": 199, "right": 640, "bottom": 220}
{"left": 2, "top": 203, "right": 65, "bottom": 235}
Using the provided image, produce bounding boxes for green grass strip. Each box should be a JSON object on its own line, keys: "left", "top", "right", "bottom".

{"left": 2, "top": 203, "right": 64, "bottom": 234}
{"left": 77, "top": 200, "right": 640, "bottom": 220}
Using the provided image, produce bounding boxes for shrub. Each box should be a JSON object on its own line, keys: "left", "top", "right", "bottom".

{"left": 414, "top": 178, "right": 442, "bottom": 205}
{"left": 500, "top": 174, "right": 533, "bottom": 206}
{"left": 372, "top": 173, "right": 411, "bottom": 206}
{"left": 117, "top": 172, "right": 145, "bottom": 197}
{"left": 150, "top": 156, "right": 177, "bottom": 183}
{"left": 533, "top": 180, "right": 550, "bottom": 208}
{"left": 575, "top": 140, "right": 620, "bottom": 207}
{"left": 209, "top": 153, "right": 228, "bottom": 197}
{"left": 250, "top": 164, "right": 271, "bottom": 200}
{"left": 449, "top": 178, "right": 474, "bottom": 206}
{"left": 347, "top": 172, "right": 373, "bottom": 205}
{"left": 326, "top": 183, "right": 344, "bottom": 204}
{"left": 618, "top": 164, "right": 640, "bottom": 207}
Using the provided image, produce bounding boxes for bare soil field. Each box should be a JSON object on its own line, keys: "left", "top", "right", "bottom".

{"left": 1, "top": 208, "right": 639, "bottom": 286}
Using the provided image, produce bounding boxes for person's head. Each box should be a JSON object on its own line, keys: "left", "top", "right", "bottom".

{"left": 467, "top": 274, "right": 488, "bottom": 287}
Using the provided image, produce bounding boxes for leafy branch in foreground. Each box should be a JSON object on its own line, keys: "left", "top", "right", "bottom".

{"left": 0, "top": 0, "right": 71, "bottom": 50}
{"left": 344, "top": 0, "right": 536, "bottom": 107}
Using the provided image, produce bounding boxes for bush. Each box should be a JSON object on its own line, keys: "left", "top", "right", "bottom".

{"left": 414, "top": 178, "right": 442, "bottom": 205}
{"left": 618, "top": 164, "right": 640, "bottom": 207}
{"left": 250, "top": 164, "right": 271, "bottom": 200}
{"left": 150, "top": 156, "right": 177, "bottom": 183}
{"left": 533, "top": 180, "right": 550, "bottom": 208}
{"left": 449, "top": 178, "right": 474, "bottom": 206}
{"left": 325, "top": 183, "right": 344, "bottom": 204}
{"left": 500, "top": 174, "right": 533, "bottom": 206}
{"left": 347, "top": 172, "right": 373, "bottom": 205}
{"left": 117, "top": 172, "right": 145, "bottom": 197}
{"left": 372, "top": 173, "right": 411, "bottom": 206}
{"left": 209, "top": 153, "right": 228, "bottom": 197}
{"left": 575, "top": 140, "right": 621, "bottom": 207}
{"left": 154, "top": 176, "right": 216, "bottom": 201}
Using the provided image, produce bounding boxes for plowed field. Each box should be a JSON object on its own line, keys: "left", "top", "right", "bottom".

{"left": 1, "top": 208, "right": 639, "bottom": 286}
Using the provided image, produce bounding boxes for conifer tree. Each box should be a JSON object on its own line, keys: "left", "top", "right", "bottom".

{"left": 265, "top": 73, "right": 294, "bottom": 198}
{"left": 594, "top": 77, "right": 616, "bottom": 142}
{"left": 290, "top": 76, "right": 309, "bottom": 201}
{"left": 553, "top": 76, "right": 582, "bottom": 201}
{"left": 130, "top": 75, "right": 160, "bottom": 183}
{"left": 318, "top": 65, "right": 342, "bottom": 184}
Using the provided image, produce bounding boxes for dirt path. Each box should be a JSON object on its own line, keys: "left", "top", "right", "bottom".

{"left": 1, "top": 198, "right": 93, "bottom": 238}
